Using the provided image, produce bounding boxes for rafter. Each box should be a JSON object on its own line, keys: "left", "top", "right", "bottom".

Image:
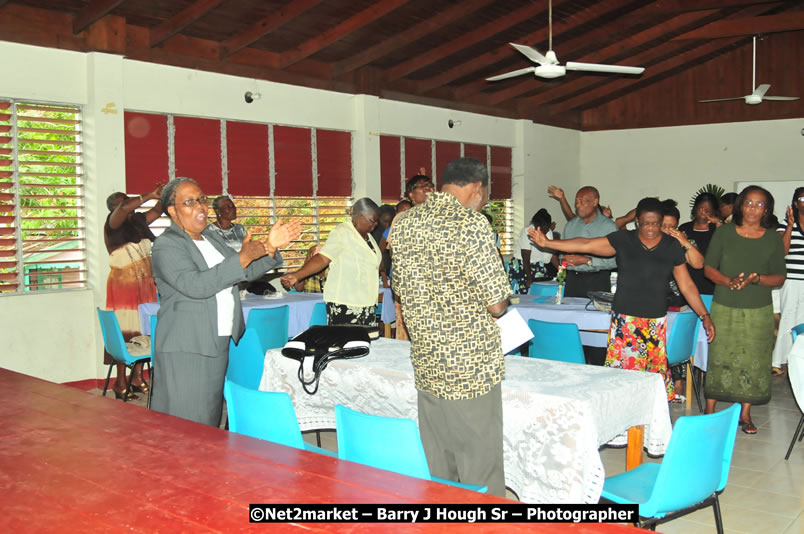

{"left": 219, "top": 0, "right": 323, "bottom": 59}
{"left": 485, "top": 8, "right": 722, "bottom": 106}
{"left": 279, "top": 0, "right": 409, "bottom": 69}
{"left": 150, "top": 0, "right": 223, "bottom": 48}
{"left": 331, "top": 0, "right": 495, "bottom": 78}
{"left": 72, "top": 0, "right": 124, "bottom": 35}
{"left": 384, "top": 1, "right": 545, "bottom": 83}
{"left": 673, "top": 12, "right": 804, "bottom": 39}
{"left": 518, "top": 1, "right": 777, "bottom": 112}
{"left": 550, "top": 36, "right": 746, "bottom": 115}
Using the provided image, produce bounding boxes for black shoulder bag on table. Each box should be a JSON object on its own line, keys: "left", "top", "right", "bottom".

{"left": 281, "top": 325, "right": 376, "bottom": 395}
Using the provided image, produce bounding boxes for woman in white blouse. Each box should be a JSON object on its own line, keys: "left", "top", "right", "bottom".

{"left": 281, "top": 198, "right": 382, "bottom": 326}
{"left": 508, "top": 209, "right": 557, "bottom": 294}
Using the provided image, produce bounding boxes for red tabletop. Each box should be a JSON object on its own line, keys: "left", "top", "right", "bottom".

{"left": 0, "top": 368, "right": 643, "bottom": 533}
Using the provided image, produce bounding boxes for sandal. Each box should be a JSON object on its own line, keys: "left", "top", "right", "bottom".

{"left": 740, "top": 421, "right": 758, "bottom": 434}
{"left": 771, "top": 367, "right": 785, "bottom": 377}
{"left": 670, "top": 394, "right": 687, "bottom": 404}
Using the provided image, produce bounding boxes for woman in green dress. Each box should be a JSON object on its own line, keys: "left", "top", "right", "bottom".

{"left": 703, "top": 186, "right": 786, "bottom": 434}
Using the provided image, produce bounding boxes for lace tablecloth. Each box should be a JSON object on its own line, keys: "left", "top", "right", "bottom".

{"left": 512, "top": 296, "right": 710, "bottom": 370}
{"left": 260, "top": 338, "right": 672, "bottom": 504}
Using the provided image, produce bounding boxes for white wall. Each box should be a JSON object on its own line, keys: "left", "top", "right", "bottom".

{"left": 579, "top": 119, "right": 804, "bottom": 221}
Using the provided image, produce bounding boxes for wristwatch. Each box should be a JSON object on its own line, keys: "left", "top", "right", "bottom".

{"left": 586, "top": 259, "right": 593, "bottom": 268}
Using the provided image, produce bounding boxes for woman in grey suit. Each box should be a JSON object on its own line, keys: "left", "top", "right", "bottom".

{"left": 150, "top": 178, "right": 301, "bottom": 426}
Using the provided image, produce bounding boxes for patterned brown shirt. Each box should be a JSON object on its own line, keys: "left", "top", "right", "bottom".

{"left": 392, "top": 192, "right": 512, "bottom": 400}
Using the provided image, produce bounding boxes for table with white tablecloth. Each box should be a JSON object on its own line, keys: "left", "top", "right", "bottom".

{"left": 511, "top": 295, "right": 710, "bottom": 371}
{"left": 260, "top": 338, "right": 672, "bottom": 504}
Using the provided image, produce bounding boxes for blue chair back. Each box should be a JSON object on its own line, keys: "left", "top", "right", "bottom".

{"left": 150, "top": 315, "right": 158, "bottom": 356}
{"left": 792, "top": 323, "right": 804, "bottom": 341}
{"left": 689, "top": 294, "right": 713, "bottom": 348}
{"left": 97, "top": 309, "right": 145, "bottom": 366}
{"left": 309, "top": 301, "right": 327, "bottom": 327}
{"left": 226, "top": 328, "right": 264, "bottom": 390}
{"left": 527, "top": 319, "right": 586, "bottom": 364}
{"left": 223, "top": 379, "right": 305, "bottom": 449}
{"left": 245, "top": 305, "right": 290, "bottom": 352}
{"left": 335, "top": 404, "right": 431, "bottom": 479}
{"left": 666, "top": 312, "right": 698, "bottom": 367}
{"left": 529, "top": 283, "right": 558, "bottom": 297}
{"left": 641, "top": 404, "right": 740, "bottom": 517}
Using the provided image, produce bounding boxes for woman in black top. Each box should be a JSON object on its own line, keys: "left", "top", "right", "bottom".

{"left": 678, "top": 192, "right": 720, "bottom": 295}
{"left": 530, "top": 198, "right": 715, "bottom": 400}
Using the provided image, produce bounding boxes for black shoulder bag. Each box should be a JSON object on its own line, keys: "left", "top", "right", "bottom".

{"left": 281, "top": 325, "right": 375, "bottom": 394}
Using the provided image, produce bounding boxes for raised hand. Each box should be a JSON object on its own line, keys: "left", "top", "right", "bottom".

{"left": 547, "top": 185, "right": 564, "bottom": 200}
{"left": 787, "top": 206, "right": 795, "bottom": 227}
{"left": 238, "top": 231, "right": 270, "bottom": 267}
{"left": 527, "top": 226, "right": 549, "bottom": 248}
{"left": 601, "top": 205, "right": 612, "bottom": 219}
{"left": 666, "top": 228, "right": 691, "bottom": 249}
{"left": 150, "top": 182, "right": 166, "bottom": 199}
{"left": 268, "top": 219, "right": 303, "bottom": 250}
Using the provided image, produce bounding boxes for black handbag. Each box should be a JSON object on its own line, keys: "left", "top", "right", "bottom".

{"left": 281, "top": 325, "right": 375, "bottom": 394}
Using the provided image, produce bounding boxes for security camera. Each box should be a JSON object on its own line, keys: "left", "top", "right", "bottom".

{"left": 244, "top": 91, "right": 260, "bottom": 104}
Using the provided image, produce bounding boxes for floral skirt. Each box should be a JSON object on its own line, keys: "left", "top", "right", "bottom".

{"left": 508, "top": 258, "right": 551, "bottom": 294}
{"left": 605, "top": 313, "right": 674, "bottom": 401}
{"left": 326, "top": 302, "right": 378, "bottom": 327}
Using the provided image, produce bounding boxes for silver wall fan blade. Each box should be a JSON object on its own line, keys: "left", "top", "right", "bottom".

{"left": 565, "top": 62, "right": 644, "bottom": 75}
{"left": 486, "top": 66, "right": 537, "bottom": 82}
{"left": 510, "top": 43, "right": 549, "bottom": 65}
{"left": 762, "top": 96, "right": 800, "bottom": 101}
{"left": 753, "top": 84, "right": 770, "bottom": 97}
{"left": 699, "top": 97, "right": 745, "bottom": 103}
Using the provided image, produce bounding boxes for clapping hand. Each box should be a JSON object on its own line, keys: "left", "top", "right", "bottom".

{"left": 728, "top": 272, "right": 757, "bottom": 291}
{"left": 268, "top": 219, "right": 303, "bottom": 250}
{"left": 239, "top": 231, "right": 272, "bottom": 267}
{"left": 527, "top": 226, "right": 549, "bottom": 248}
{"left": 601, "top": 205, "right": 613, "bottom": 219}
{"left": 547, "top": 185, "right": 565, "bottom": 200}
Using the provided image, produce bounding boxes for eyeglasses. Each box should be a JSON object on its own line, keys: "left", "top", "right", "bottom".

{"left": 180, "top": 195, "right": 209, "bottom": 208}
{"left": 413, "top": 182, "right": 434, "bottom": 191}
{"left": 661, "top": 225, "right": 677, "bottom": 231}
{"left": 797, "top": 197, "right": 804, "bottom": 203}
{"left": 639, "top": 221, "right": 661, "bottom": 228}
{"left": 744, "top": 200, "right": 766, "bottom": 209}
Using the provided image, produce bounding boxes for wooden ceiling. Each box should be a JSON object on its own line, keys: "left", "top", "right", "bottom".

{"left": 2, "top": 0, "right": 802, "bottom": 130}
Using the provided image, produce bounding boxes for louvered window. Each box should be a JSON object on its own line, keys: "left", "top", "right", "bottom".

{"left": 0, "top": 99, "right": 86, "bottom": 294}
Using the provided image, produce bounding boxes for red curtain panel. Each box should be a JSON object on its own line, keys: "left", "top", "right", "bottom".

{"left": 124, "top": 112, "right": 169, "bottom": 192}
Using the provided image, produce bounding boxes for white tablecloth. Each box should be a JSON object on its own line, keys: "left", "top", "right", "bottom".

{"left": 138, "top": 292, "right": 324, "bottom": 338}
{"left": 511, "top": 296, "right": 710, "bottom": 370}
{"left": 260, "top": 338, "right": 672, "bottom": 504}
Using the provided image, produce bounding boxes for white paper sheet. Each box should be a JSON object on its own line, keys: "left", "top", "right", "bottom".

{"left": 497, "top": 308, "right": 535, "bottom": 354}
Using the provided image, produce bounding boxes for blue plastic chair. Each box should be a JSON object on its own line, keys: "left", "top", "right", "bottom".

{"left": 97, "top": 308, "right": 152, "bottom": 402}
{"left": 334, "top": 404, "right": 488, "bottom": 493}
{"left": 226, "top": 328, "right": 264, "bottom": 390}
{"left": 527, "top": 319, "right": 586, "bottom": 364}
{"left": 245, "top": 305, "right": 289, "bottom": 352}
{"left": 785, "top": 323, "right": 804, "bottom": 460}
{"left": 223, "top": 380, "right": 335, "bottom": 457}
{"left": 309, "top": 301, "right": 327, "bottom": 327}
{"left": 667, "top": 312, "right": 703, "bottom": 412}
{"left": 601, "top": 404, "right": 740, "bottom": 533}
{"left": 147, "top": 315, "right": 158, "bottom": 409}
{"left": 529, "top": 283, "right": 558, "bottom": 297}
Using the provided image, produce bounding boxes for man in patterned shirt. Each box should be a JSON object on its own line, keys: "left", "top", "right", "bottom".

{"left": 391, "top": 157, "right": 512, "bottom": 496}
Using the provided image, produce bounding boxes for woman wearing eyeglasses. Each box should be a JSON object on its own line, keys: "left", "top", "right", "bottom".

{"left": 150, "top": 178, "right": 301, "bottom": 426}
{"left": 529, "top": 198, "right": 715, "bottom": 401}
{"left": 770, "top": 187, "right": 804, "bottom": 377}
{"left": 703, "top": 186, "right": 786, "bottom": 434}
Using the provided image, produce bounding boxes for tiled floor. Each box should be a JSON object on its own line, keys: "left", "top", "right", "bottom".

{"left": 89, "top": 372, "right": 804, "bottom": 533}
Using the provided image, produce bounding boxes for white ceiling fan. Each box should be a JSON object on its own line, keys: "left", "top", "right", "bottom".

{"left": 699, "top": 36, "right": 799, "bottom": 105}
{"left": 486, "top": 0, "right": 645, "bottom": 82}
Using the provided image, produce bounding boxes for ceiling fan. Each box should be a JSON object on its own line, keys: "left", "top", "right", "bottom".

{"left": 699, "top": 36, "right": 799, "bottom": 105}
{"left": 486, "top": 0, "right": 645, "bottom": 82}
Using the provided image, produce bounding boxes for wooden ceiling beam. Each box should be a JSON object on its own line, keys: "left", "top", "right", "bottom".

{"left": 384, "top": 1, "right": 546, "bottom": 83}
{"left": 331, "top": 0, "right": 495, "bottom": 78}
{"left": 149, "top": 0, "right": 223, "bottom": 48}
{"left": 219, "top": 0, "right": 323, "bottom": 59}
{"left": 485, "top": 8, "right": 721, "bottom": 106}
{"left": 72, "top": 0, "right": 124, "bottom": 35}
{"left": 524, "top": 1, "right": 776, "bottom": 112}
{"left": 279, "top": 0, "right": 409, "bottom": 69}
{"left": 673, "top": 12, "right": 804, "bottom": 40}
{"left": 415, "top": 0, "right": 579, "bottom": 95}
{"left": 549, "top": 36, "right": 745, "bottom": 115}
